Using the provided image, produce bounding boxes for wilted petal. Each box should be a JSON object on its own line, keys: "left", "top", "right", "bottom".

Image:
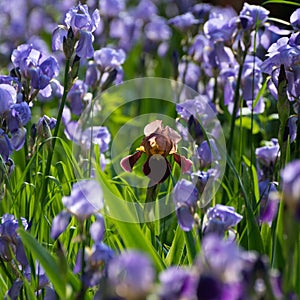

{"left": 50, "top": 211, "right": 71, "bottom": 239}
{"left": 120, "top": 151, "right": 142, "bottom": 172}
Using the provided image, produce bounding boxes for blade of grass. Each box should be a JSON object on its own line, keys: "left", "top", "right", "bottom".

{"left": 18, "top": 229, "right": 66, "bottom": 299}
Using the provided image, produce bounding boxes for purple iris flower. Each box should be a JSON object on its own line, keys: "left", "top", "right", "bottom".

{"left": 11, "top": 127, "right": 27, "bottom": 151}
{"left": 196, "top": 139, "right": 220, "bottom": 169}
{"left": 90, "top": 214, "right": 105, "bottom": 242}
{"left": 192, "top": 3, "right": 212, "bottom": 22}
{"left": 290, "top": 8, "right": 300, "bottom": 30}
{"left": 62, "top": 180, "right": 104, "bottom": 221}
{"left": 261, "top": 36, "right": 300, "bottom": 101}
{"left": 109, "top": 12, "right": 143, "bottom": 52}
{"left": 189, "top": 34, "right": 209, "bottom": 63}
{"left": 0, "top": 129, "right": 12, "bottom": 162}
{"left": 168, "top": 12, "right": 199, "bottom": 31}
{"left": 0, "top": 83, "right": 17, "bottom": 114}
{"left": 52, "top": 3, "right": 100, "bottom": 58}
{"left": 259, "top": 181, "right": 279, "bottom": 225}
{"left": 256, "top": 138, "right": 280, "bottom": 167}
{"left": 107, "top": 250, "right": 154, "bottom": 298}
{"left": 8, "top": 102, "right": 31, "bottom": 132}
{"left": 159, "top": 266, "right": 197, "bottom": 300}
{"left": 239, "top": 3, "right": 269, "bottom": 30}
{"left": 50, "top": 211, "right": 71, "bottom": 240}
{"left": 256, "top": 138, "right": 280, "bottom": 180}
{"left": 288, "top": 115, "right": 297, "bottom": 143}
{"left": 64, "top": 118, "right": 111, "bottom": 154}
{"left": 133, "top": 0, "right": 157, "bottom": 22}
{"left": 94, "top": 47, "right": 126, "bottom": 72}
{"left": 192, "top": 168, "right": 217, "bottom": 194}
{"left": 178, "top": 61, "right": 201, "bottom": 90}
{"left": 28, "top": 56, "right": 59, "bottom": 90}
{"left": 0, "top": 214, "right": 28, "bottom": 266}
{"left": 66, "top": 80, "right": 88, "bottom": 115}
{"left": 241, "top": 55, "right": 265, "bottom": 113}
{"left": 173, "top": 179, "right": 199, "bottom": 231}
{"left": 144, "top": 16, "right": 172, "bottom": 42}
{"left": 86, "top": 47, "right": 126, "bottom": 87}
{"left": 11, "top": 44, "right": 59, "bottom": 91}
{"left": 204, "top": 15, "right": 237, "bottom": 43}
{"left": 202, "top": 204, "right": 243, "bottom": 236}
{"left": 280, "top": 160, "right": 300, "bottom": 220}
{"left": 100, "top": 0, "right": 125, "bottom": 18}
{"left": 74, "top": 242, "right": 114, "bottom": 287}
{"left": 221, "top": 55, "right": 264, "bottom": 114}
{"left": 196, "top": 234, "right": 244, "bottom": 299}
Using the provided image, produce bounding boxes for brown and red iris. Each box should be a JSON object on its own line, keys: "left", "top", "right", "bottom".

{"left": 120, "top": 120, "right": 192, "bottom": 184}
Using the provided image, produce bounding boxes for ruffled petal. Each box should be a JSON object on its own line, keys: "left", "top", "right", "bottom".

{"left": 120, "top": 151, "right": 142, "bottom": 172}
{"left": 173, "top": 153, "right": 193, "bottom": 173}
{"left": 143, "top": 154, "right": 171, "bottom": 184}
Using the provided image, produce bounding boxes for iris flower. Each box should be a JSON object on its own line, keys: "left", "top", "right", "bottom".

{"left": 120, "top": 120, "right": 192, "bottom": 184}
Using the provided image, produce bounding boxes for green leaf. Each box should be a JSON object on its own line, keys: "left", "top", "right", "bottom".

{"left": 18, "top": 229, "right": 66, "bottom": 299}
{"left": 97, "top": 170, "right": 166, "bottom": 271}
{"left": 165, "top": 225, "right": 185, "bottom": 266}
{"left": 253, "top": 76, "right": 270, "bottom": 108}
{"left": 263, "top": 0, "right": 300, "bottom": 7}
{"left": 226, "top": 153, "right": 264, "bottom": 252}
{"left": 235, "top": 116, "right": 260, "bottom": 134}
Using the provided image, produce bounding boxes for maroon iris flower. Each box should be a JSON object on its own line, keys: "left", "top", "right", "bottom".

{"left": 120, "top": 120, "right": 192, "bottom": 184}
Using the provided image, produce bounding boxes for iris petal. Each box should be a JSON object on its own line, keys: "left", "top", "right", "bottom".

{"left": 173, "top": 153, "right": 192, "bottom": 173}
{"left": 120, "top": 151, "right": 142, "bottom": 172}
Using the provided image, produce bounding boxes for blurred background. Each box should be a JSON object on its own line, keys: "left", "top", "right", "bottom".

{"left": 204, "top": 0, "right": 295, "bottom": 21}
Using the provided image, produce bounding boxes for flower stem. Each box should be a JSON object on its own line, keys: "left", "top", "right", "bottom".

{"left": 39, "top": 58, "right": 71, "bottom": 205}
{"left": 227, "top": 51, "right": 247, "bottom": 157}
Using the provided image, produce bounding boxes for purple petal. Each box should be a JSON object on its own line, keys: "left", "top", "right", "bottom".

{"left": 62, "top": 180, "right": 103, "bottom": 220}
{"left": 90, "top": 214, "right": 105, "bottom": 242}
{"left": 50, "top": 211, "right": 71, "bottom": 239}
{"left": 76, "top": 31, "right": 94, "bottom": 58}
{"left": 176, "top": 205, "right": 195, "bottom": 231}
{"left": 11, "top": 127, "right": 26, "bottom": 151}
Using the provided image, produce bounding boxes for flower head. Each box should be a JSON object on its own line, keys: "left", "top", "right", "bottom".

{"left": 52, "top": 3, "right": 100, "bottom": 58}
{"left": 239, "top": 3, "right": 269, "bottom": 30}
{"left": 202, "top": 204, "right": 243, "bottom": 237}
{"left": 62, "top": 180, "right": 103, "bottom": 221}
{"left": 158, "top": 266, "right": 197, "bottom": 299}
{"left": 107, "top": 250, "right": 154, "bottom": 298}
{"left": 281, "top": 160, "right": 300, "bottom": 220}
{"left": 290, "top": 8, "right": 300, "bottom": 31}
{"left": 120, "top": 120, "right": 192, "bottom": 184}
{"left": 173, "top": 179, "right": 199, "bottom": 231}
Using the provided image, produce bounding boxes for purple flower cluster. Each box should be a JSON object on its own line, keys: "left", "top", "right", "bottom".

{"left": 94, "top": 235, "right": 282, "bottom": 299}
{"left": 0, "top": 43, "right": 61, "bottom": 167}
{"left": 52, "top": 3, "right": 100, "bottom": 58}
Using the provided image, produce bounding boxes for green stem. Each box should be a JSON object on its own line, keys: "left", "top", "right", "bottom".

{"left": 39, "top": 58, "right": 71, "bottom": 205}
{"left": 227, "top": 51, "right": 247, "bottom": 157}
